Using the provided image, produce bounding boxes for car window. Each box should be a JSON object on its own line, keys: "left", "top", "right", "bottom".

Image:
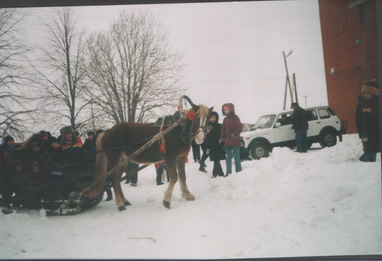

{"left": 242, "top": 124, "right": 250, "bottom": 132}
{"left": 255, "top": 114, "right": 276, "bottom": 129}
{"left": 276, "top": 113, "right": 292, "bottom": 126}
{"left": 318, "top": 108, "right": 331, "bottom": 119}
{"left": 306, "top": 110, "right": 318, "bottom": 121}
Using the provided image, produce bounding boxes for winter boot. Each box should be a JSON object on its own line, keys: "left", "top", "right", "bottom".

{"left": 199, "top": 164, "right": 207, "bottom": 173}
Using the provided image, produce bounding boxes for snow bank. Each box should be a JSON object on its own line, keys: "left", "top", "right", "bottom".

{"left": 1, "top": 134, "right": 381, "bottom": 259}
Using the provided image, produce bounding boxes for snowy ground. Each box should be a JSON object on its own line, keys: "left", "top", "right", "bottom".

{"left": 1, "top": 134, "right": 381, "bottom": 259}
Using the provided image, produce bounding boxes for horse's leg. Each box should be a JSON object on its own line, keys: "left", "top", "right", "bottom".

{"left": 110, "top": 152, "right": 132, "bottom": 211}
{"left": 176, "top": 156, "right": 195, "bottom": 201}
{"left": 112, "top": 168, "right": 130, "bottom": 211}
{"left": 162, "top": 159, "right": 178, "bottom": 209}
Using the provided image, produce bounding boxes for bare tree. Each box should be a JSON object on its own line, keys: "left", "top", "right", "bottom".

{"left": 85, "top": 11, "right": 184, "bottom": 124}
{"left": 0, "top": 8, "right": 32, "bottom": 140}
{"left": 31, "top": 7, "right": 90, "bottom": 132}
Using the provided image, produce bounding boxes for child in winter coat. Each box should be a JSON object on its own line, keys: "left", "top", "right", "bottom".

{"left": 206, "top": 111, "right": 225, "bottom": 177}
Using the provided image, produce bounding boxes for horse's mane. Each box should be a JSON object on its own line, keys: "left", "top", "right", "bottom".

{"left": 197, "top": 105, "right": 210, "bottom": 116}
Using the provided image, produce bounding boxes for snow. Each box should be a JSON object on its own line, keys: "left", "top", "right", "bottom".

{"left": 1, "top": 134, "right": 381, "bottom": 259}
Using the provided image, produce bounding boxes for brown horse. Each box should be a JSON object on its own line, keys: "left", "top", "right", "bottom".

{"left": 87, "top": 96, "right": 213, "bottom": 210}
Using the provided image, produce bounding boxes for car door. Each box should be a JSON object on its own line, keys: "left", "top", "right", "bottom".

{"left": 274, "top": 112, "right": 294, "bottom": 144}
{"left": 306, "top": 108, "right": 320, "bottom": 137}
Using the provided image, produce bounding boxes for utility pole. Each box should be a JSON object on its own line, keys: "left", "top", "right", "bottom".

{"left": 304, "top": 92, "right": 308, "bottom": 107}
{"left": 293, "top": 73, "right": 298, "bottom": 105}
{"left": 283, "top": 78, "right": 288, "bottom": 110}
{"left": 282, "top": 50, "right": 294, "bottom": 108}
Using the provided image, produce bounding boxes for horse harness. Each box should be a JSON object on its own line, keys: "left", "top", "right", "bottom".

{"left": 154, "top": 109, "right": 199, "bottom": 151}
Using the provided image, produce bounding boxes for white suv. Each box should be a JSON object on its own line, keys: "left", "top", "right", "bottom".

{"left": 241, "top": 106, "right": 347, "bottom": 159}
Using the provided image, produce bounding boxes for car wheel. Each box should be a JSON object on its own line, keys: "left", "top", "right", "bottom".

{"left": 249, "top": 142, "right": 270, "bottom": 159}
{"left": 319, "top": 131, "right": 337, "bottom": 148}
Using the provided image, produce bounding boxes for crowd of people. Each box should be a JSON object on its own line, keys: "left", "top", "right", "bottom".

{"left": 0, "top": 127, "right": 113, "bottom": 210}
{"left": 0, "top": 79, "right": 379, "bottom": 211}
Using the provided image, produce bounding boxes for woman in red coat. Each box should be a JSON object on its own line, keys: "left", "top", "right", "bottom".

{"left": 220, "top": 103, "right": 243, "bottom": 176}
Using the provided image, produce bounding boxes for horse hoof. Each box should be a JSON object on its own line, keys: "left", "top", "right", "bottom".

{"left": 124, "top": 201, "right": 131, "bottom": 206}
{"left": 118, "top": 205, "right": 126, "bottom": 211}
{"left": 162, "top": 201, "right": 171, "bottom": 209}
{"left": 183, "top": 193, "right": 195, "bottom": 201}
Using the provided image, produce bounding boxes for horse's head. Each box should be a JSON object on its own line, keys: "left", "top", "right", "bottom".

{"left": 179, "top": 95, "right": 213, "bottom": 145}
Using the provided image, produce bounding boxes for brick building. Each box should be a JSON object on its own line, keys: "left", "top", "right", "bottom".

{"left": 318, "top": 0, "right": 380, "bottom": 133}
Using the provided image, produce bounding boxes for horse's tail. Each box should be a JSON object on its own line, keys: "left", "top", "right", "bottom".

{"left": 88, "top": 131, "right": 108, "bottom": 199}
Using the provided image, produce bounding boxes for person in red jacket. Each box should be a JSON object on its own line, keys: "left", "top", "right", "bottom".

{"left": 219, "top": 103, "right": 243, "bottom": 176}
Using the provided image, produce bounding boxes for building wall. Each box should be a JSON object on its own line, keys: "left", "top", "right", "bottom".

{"left": 318, "top": 0, "right": 378, "bottom": 133}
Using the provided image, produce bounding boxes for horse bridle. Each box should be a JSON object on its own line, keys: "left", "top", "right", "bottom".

{"left": 186, "top": 108, "right": 209, "bottom": 144}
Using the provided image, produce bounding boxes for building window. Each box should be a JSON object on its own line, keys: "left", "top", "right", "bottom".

{"left": 358, "top": 3, "right": 365, "bottom": 25}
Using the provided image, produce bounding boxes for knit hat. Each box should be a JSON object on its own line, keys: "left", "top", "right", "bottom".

{"left": 87, "top": 131, "right": 95, "bottom": 136}
{"left": 60, "top": 126, "right": 73, "bottom": 136}
{"left": 361, "top": 79, "right": 379, "bottom": 95}
{"left": 31, "top": 141, "right": 40, "bottom": 149}
{"left": 48, "top": 137, "right": 59, "bottom": 145}
{"left": 3, "top": 136, "right": 14, "bottom": 144}
{"left": 39, "top": 130, "right": 49, "bottom": 138}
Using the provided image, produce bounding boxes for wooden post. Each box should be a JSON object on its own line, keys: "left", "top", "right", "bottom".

{"left": 304, "top": 92, "right": 308, "bottom": 107}
{"left": 283, "top": 77, "right": 288, "bottom": 110}
{"left": 283, "top": 51, "right": 294, "bottom": 104}
{"left": 293, "top": 73, "right": 298, "bottom": 104}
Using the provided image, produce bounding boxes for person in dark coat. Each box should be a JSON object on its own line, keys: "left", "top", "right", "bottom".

{"left": 41, "top": 138, "right": 65, "bottom": 175}
{"left": 355, "top": 79, "right": 380, "bottom": 162}
{"left": 22, "top": 131, "right": 52, "bottom": 154}
{"left": 207, "top": 111, "right": 225, "bottom": 178}
{"left": 125, "top": 162, "right": 139, "bottom": 187}
{"left": 23, "top": 141, "right": 43, "bottom": 181}
{"left": 83, "top": 131, "right": 97, "bottom": 163}
{"left": 84, "top": 131, "right": 96, "bottom": 152}
{"left": 220, "top": 103, "right": 243, "bottom": 176}
{"left": 291, "top": 102, "right": 309, "bottom": 153}
{"left": 38, "top": 131, "right": 53, "bottom": 153}
{"left": 155, "top": 161, "right": 169, "bottom": 185}
{"left": 59, "top": 126, "right": 84, "bottom": 163}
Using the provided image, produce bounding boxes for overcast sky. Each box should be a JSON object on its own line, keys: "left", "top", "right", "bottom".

{"left": 19, "top": 0, "right": 326, "bottom": 124}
